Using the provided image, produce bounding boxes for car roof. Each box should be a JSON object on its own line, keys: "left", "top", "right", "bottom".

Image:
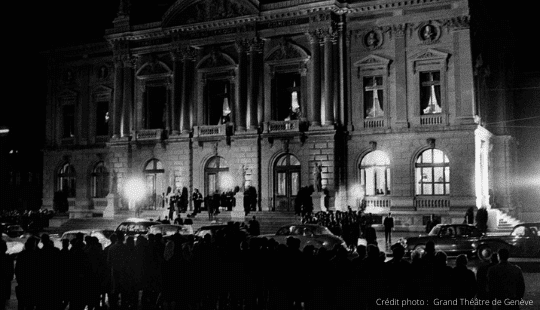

{"left": 515, "top": 223, "right": 540, "bottom": 227}
{"left": 279, "top": 224, "right": 325, "bottom": 229}
{"left": 122, "top": 218, "right": 156, "bottom": 223}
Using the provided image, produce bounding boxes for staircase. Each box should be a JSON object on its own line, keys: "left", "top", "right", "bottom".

{"left": 492, "top": 209, "right": 522, "bottom": 233}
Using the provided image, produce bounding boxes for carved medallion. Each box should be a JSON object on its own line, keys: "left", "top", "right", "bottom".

{"left": 364, "top": 30, "right": 383, "bottom": 50}
{"left": 419, "top": 23, "right": 440, "bottom": 44}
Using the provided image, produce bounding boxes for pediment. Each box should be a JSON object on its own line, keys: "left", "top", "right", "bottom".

{"left": 265, "top": 41, "right": 309, "bottom": 63}
{"left": 136, "top": 60, "right": 172, "bottom": 78}
{"left": 197, "top": 50, "right": 236, "bottom": 69}
{"left": 410, "top": 48, "right": 449, "bottom": 61}
{"left": 58, "top": 88, "right": 78, "bottom": 99}
{"left": 163, "top": 0, "right": 259, "bottom": 28}
{"left": 92, "top": 85, "right": 113, "bottom": 93}
{"left": 354, "top": 54, "right": 391, "bottom": 68}
{"left": 354, "top": 54, "right": 392, "bottom": 75}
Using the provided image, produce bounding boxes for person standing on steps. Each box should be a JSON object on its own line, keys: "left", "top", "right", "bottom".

{"left": 383, "top": 212, "right": 394, "bottom": 246}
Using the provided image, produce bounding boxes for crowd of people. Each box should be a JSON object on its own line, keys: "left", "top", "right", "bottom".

{"left": 1, "top": 225, "right": 527, "bottom": 310}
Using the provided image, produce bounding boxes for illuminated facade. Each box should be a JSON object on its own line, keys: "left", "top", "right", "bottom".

{"left": 41, "top": 0, "right": 520, "bottom": 228}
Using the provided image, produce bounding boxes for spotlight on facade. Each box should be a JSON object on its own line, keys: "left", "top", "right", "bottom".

{"left": 0, "top": 127, "right": 9, "bottom": 136}
{"left": 220, "top": 173, "right": 235, "bottom": 191}
{"left": 348, "top": 183, "right": 365, "bottom": 209}
{"left": 124, "top": 177, "right": 146, "bottom": 211}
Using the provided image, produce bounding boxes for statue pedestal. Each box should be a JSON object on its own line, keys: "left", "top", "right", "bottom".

{"left": 311, "top": 192, "right": 325, "bottom": 212}
{"left": 104, "top": 193, "right": 119, "bottom": 218}
{"left": 232, "top": 195, "right": 246, "bottom": 221}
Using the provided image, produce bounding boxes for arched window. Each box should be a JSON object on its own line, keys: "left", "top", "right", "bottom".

{"left": 91, "top": 162, "right": 109, "bottom": 198}
{"left": 205, "top": 156, "right": 230, "bottom": 196}
{"left": 144, "top": 159, "right": 165, "bottom": 210}
{"left": 415, "top": 149, "right": 450, "bottom": 195}
{"left": 274, "top": 154, "right": 301, "bottom": 211}
{"left": 359, "top": 151, "right": 390, "bottom": 196}
{"left": 57, "top": 163, "right": 76, "bottom": 198}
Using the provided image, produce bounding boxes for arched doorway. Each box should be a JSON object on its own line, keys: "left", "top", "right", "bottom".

{"left": 144, "top": 159, "right": 165, "bottom": 210}
{"left": 274, "top": 154, "right": 301, "bottom": 211}
{"left": 205, "top": 156, "right": 230, "bottom": 197}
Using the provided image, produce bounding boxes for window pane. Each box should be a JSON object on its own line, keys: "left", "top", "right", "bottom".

{"left": 289, "top": 156, "right": 300, "bottom": 166}
{"left": 208, "top": 174, "right": 216, "bottom": 194}
{"left": 155, "top": 161, "right": 163, "bottom": 170}
{"left": 445, "top": 184, "right": 450, "bottom": 194}
{"left": 375, "top": 167, "right": 386, "bottom": 195}
{"left": 422, "top": 168, "right": 432, "bottom": 182}
{"left": 386, "top": 168, "right": 391, "bottom": 194}
{"left": 365, "top": 168, "right": 375, "bottom": 196}
{"left": 416, "top": 168, "right": 422, "bottom": 195}
{"left": 434, "top": 167, "right": 444, "bottom": 182}
{"left": 445, "top": 167, "right": 450, "bottom": 182}
{"left": 434, "top": 184, "right": 444, "bottom": 195}
{"left": 277, "top": 173, "right": 286, "bottom": 195}
{"left": 433, "top": 149, "right": 444, "bottom": 163}
{"left": 291, "top": 172, "right": 299, "bottom": 195}
{"left": 423, "top": 184, "right": 432, "bottom": 195}
{"left": 360, "top": 168, "right": 365, "bottom": 186}
{"left": 422, "top": 150, "right": 433, "bottom": 163}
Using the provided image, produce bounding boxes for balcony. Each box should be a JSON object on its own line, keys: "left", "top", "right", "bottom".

{"left": 420, "top": 114, "right": 444, "bottom": 126}
{"left": 363, "top": 118, "right": 385, "bottom": 129}
{"left": 136, "top": 129, "right": 163, "bottom": 141}
{"left": 414, "top": 196, "right": 450, "bottom": 211}
{"left": 361, "top": 196, "right": 391, "bottom": 213}
{"left": 265, "top": 120, "right": 304, "bottom": 133}
{"left": 194, "top": 124, "right": 230, "bottom": 140}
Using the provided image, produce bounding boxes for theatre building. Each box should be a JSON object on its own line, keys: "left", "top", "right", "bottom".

{"left": 41, "top": 0, "right": 520, "bottom": 230}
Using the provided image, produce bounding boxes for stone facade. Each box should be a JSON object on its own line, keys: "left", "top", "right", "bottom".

{"left": 41, "top": 0, "right": 520, "bottom": 228}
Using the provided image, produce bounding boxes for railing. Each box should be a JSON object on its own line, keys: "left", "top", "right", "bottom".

{"left": 361, "top": 197, "right": 391, "bottom": 213}
{"left": 415, "top": 196, "right": 450, "bottom": 210}
{"left": 420, "top": 114, "right": 443, "bottom": 125}
{"left": 68, "top": 198, "right": 76, "bottom": 207}
{"left": 136, "top": 129, "right": 163, "bottom": 140}
{"left": 364, "top": 118, "right": 385, "bottom": 128}
{"left": 265, "top": 120, "right": 301, "bottom": 133}
{"left": 195, "top": 124, "right": 227, "bottom": 137}
{"left": 92, "top": 198, "right": 108, "bottom": 208}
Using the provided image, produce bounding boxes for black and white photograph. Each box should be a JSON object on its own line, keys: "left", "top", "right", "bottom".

{"left": 1, "top": 0, "right": 539, "bottom": 309}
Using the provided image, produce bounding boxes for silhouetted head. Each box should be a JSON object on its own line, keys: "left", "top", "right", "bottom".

{"left": 456, "top": 254, "right": 468, "bottom": 267}
{"left": 425, "top": 240, "right": 436, "bottom": 254}
{"left": 498, "top": 248, "right": 510, "bottom": 262}
{"left": 490, "top": 253, "right": 499, "bottom": 264}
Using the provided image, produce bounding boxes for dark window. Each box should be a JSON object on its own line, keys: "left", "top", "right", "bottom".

{"left": 62, "top": 105, "right": 75, "bottom": 138}
{"left": 91, "top": 161, "right": 109, "bottom": 198}
{"left": 96, "top": 101, "right": 109, "bottom": 136}
{"left": 205, "top": 80, "right": 231, "bottom": 125}
{"left": 420, "top": 71, "right": 442, "bottom": 114}
{"left": 363, "top": 76, "right": 384, "bottom": 118}
{"left": 58, "top": 163, "right": 76, "bottom": 198}
{"left": 272, "top": 72, "right": 301, "bottom": 121}
{"left": 146, "top": 85, "right": 166, "bottom": 129}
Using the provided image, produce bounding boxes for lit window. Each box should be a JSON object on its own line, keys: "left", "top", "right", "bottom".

{"left": 273, "top": 73, "right": 301, "bottom": 121}
{"left": 206, "top": 80, "right": 231, "bottom": 125}
{"left": 62, "top": 105, "right": 75, "bottom": 138}
{"left": 91, "top": 161, "right": 109, "bottom": 198}
{"left": 415, "top": 149, "right": 450, "bottom": 195}
{"left": 363, "top": 76, "right": 384, "bottom": 118}
{"left": 58, "top": 163, "right": 76, "bottom": 198}
{"left": 359, "top": 150, "right": 391, "bottom": 196}
{"left": 420, "top": 71, "right": 442, "bottom": 115}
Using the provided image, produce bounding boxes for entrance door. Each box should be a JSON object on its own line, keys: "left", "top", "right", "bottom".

{"left": 274, "top": 154, "right": 300, "bottom": 211}
{"left": 144, "top": 159, "right": 165, "bottom": 210}
{"left": 205, "top": 156, "right": 230, "bottom": 197}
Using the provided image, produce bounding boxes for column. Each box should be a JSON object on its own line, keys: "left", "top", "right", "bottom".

{"left": 324, "top": 32, "right": 335, "bottom": 126}
{"left": 112, "top": 57, "right": 124, "bottom": 138}
{"left": 308, "top": 32, "right": 321, "bottom": 127}
{"left": 235, "top": 40, "right": 248, "bottom": 131}
{"left": 393, "top": 24, "right": 409, "bottom": 128}
{"left": 171, "top": 52, "right": 182, "bottom": 135}
{"left": 248, "top": 38, "right": 263, "bottom": 130}
{"left": 180, "top": 53, "right": 190, "bottom": 134}
{"left": 122, "top": 57, "right": 134, "bottom": 137}
{"left": 338, "top": 21, "right": 346, "bottom": 127}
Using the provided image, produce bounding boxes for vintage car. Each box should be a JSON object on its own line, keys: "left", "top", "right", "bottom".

{"left": 476, "top": 222, "right": 540, "bottom": 261}
{"left": 58, "top": 229, "right": 113, "bottom": 248}
{"left": 147, "top": 224, "right": 191, "bottom": 237}
{"left": 259, "top": 224, "right": 348, "bottom": 251}
{"left": 115, "top": 218, "right": 160, "bottom": 238}
{"left": 402, "top": 224, "right": 484, "bottom": 257}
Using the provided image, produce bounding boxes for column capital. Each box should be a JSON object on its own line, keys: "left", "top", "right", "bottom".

{"left": 235, "top": 38, "right": 250, "bottom": 54}
{"left": 122, "top": 55, "right": 138, "bottom": 68}
{"left": 321, "top": 28, "right": 338, "bottom": 45}
{"left": 447, "top": 15, "right": 470, "bottom": 31}
{"left": 306, "top": 31, "right": 323, "bottom": 45}
{"left": 392, "top": 23, "right": 408, "bottom": 38}
{"left": 248, "top": 37, "right": 265, "bottom": 54}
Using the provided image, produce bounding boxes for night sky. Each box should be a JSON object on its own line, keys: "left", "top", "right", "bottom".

{"left": 2, "top": 1, "right": 538, "bottom": 155}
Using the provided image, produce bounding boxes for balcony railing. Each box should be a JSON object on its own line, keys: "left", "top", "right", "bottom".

{"left": 364, "top": 118, "right": 385, "bottom": 129}
{"left": 265, "top": 120, "right": 301, "bottom": 133}
{"left": 136, "top": 129, "right": 163, "bottom": 140}
{"left": 361, "top": 196, "right": 391, "bottom": 213}
{"left": 420, "top": 114, "right": 444, "bottom": 125}
{"left": 194, "top": 124, "right": 227, "bottom": 138}
{"left": 415, "top": 196, "right": 450, "bottom": 210}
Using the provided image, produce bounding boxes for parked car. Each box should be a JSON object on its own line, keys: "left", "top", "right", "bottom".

{"left": 2, "top": 232, "right": 25, "bottom": 255}
{"left": 475, "top": 222, "right": 540, "bottom": 261}
{"left": 194, "top": 222, "right": 248, "bottom": 240}
{"left": 258, "top": 224, "right": 348, "bottom": 251}
{"left": 4, "top": 224, "right": 25, "bottom": 238}
{"left": 147, "top": 224, "right": 191, "bottom": 237}
{"left": 115, "top": 218, "right": 160, "bottom": 238}
{"left": 402, "top": 224, "right": 484, "bottom": 257}
{"left": 58, "top": 229, "right": 112, "bottom": 248}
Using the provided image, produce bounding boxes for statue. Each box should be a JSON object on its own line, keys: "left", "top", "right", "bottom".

{"left": 313, "top": 162, "right": 322, "bottom": 192}
{"left": 240, "top": 164, "right": 248, "bottom": 190}
{"left": 109, "top": 170, "right": 117, "bottom": 194}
